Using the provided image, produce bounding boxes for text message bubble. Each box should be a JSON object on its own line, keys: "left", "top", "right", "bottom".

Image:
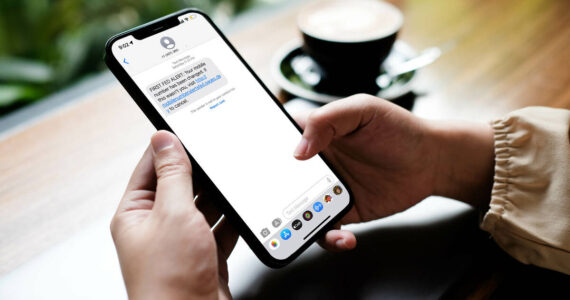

{"left": 147, "top": 58, "right": 227, "bottom": 115}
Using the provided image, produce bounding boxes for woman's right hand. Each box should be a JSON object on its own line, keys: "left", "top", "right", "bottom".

{"left": 292, "top": 94, "right": 495, "bottom": 251}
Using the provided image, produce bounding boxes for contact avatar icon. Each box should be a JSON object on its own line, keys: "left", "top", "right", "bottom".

{"left": 160, "top": 36, "right": 176, "bottom": 49}
{"left": 333, "top": 185, "right": 342, "bottom": 195}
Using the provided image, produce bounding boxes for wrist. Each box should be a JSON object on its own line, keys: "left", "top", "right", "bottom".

{"left": 427, "top": 120, "right": 495, "bottom": 207}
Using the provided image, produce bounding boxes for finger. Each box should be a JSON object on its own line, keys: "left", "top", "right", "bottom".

{"left": 112, "top": 145, "right": 156, "bottom": 235}
{"left": 290, "top": 109, "right": 313, "bottom": 130}
{"left": 115, "top": 145, "right": 156, "bottom": 215}
{"left": 125, "top": 145, "right": 156, "bottom": 192}
{"left": 213, "top": 216, "right": 239, "bottom": 260}
{"left": 151, "top": 130, "right": 196, "bottom": 215}
{"left": 318, "top": 229, "right": 357, "bottom": 252}
{"left": 194, "top": 193, "right": 223, "bottom": 227}
{"left": 293, "top": 94, "right": 379, "bottom": 160}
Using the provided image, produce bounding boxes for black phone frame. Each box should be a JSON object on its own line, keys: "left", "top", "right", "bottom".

{"left": 104, "top": 8, "right": 354, "bottom": 268}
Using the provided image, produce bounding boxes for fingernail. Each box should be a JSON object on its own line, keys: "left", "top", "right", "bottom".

{"left": 152, "top": 133, "right": 174, "bottom": 153}
{"left": 335, "top": 239, "right": 346, "bottom": 249}
{"left": 294, "top": 138, "right": 309, "bottom": 157}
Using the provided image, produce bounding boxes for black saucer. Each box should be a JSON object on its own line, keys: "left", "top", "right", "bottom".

{"left": 272, "top": 40, "right": 418, "bottom": 103}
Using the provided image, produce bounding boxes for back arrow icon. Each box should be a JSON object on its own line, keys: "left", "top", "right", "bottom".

{"left": 123, "top": 58, "right": 129, "bottom": 64}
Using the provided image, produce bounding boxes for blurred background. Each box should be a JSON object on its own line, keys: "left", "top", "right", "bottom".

{"left": 1, "top": 0, "right": 568, "bottom": 299}
{"left": 0, "top": 0, "right": 283, "bottom": 117}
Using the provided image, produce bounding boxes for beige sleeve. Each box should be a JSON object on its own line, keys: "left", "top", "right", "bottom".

{"left": 480, "top": 106, "right": 570, "bottom": 274}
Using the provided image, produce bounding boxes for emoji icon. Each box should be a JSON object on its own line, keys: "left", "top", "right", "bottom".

{"left": 280, "top": 229, "right": 292, "bottom": 240}
{"left": 272, "top": 218, "right": 282, "bottom": 228}
{"left": 324, "top": 195, "right": 332, "bottom": 203}
{"left": 260, "top": 228, "right": 270, "bottom": 238}
{"left": 333, "top": 185, "right": 342, "bottom": 195}
{"left": 313, "top": 201, "right": 323, "bottom": 212}
{"left": 303, "top": 210, "right": 313, "bottom": 221}
{"left": 269, "top": 239, "right": 279, "bottom": 249}
{"left": 292, "top": 219, "right": 302, "bottom": 230}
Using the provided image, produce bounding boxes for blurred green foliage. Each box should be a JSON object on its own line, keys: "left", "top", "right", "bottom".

{"left": 0, "top": 0, "right": 260, "bottom": 116}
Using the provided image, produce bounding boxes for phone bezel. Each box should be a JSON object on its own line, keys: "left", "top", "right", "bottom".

{"left": 104, "top": 8, "right": 354, "bottom": 268}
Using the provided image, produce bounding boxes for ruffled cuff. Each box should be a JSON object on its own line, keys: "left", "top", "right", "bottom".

{"left": 480, "top": 107, "right": 570, "bottom": 275}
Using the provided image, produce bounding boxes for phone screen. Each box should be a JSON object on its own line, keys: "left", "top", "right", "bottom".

{"left": 109, "top": 11, "right": 350, "bottom": 260}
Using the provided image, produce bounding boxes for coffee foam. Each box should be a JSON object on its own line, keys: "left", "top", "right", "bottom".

{"left": 298, "top": 0, "right": 403, "bottom": 42}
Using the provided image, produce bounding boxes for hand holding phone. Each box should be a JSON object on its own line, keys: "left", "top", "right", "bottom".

{"left": 111, "top": 131, "right": 236, "bottom": 299}
{"left": 105, "top": 9, "right": 353, "bottom": 267}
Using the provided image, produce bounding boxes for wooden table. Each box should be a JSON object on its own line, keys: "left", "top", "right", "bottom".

{"left": 1, "top": 0, "right": 569, "bottom": 292}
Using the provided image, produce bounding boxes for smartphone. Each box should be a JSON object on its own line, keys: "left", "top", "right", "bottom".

{"left": 104, "top": 9, "right": 353, "bottom": 268}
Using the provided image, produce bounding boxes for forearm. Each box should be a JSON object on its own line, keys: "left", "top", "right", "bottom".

{"left": 427, "top": 120, "right": 495, "bottom": 207}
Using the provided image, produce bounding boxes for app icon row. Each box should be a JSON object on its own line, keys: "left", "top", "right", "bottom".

{"left": 268, "top": 185, "right": 342, "bottom": 250}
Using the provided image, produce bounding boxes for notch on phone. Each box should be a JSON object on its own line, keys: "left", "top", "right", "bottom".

{"left": 132, "top": 16, "right": 181, "bottom": 40}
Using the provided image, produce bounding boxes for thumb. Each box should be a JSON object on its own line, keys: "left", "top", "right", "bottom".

{"left": 293, "top": 94, "right": 379, "bottom": 160}
{"left": 151, "top": 130, "right": 195, "bottom": 215}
